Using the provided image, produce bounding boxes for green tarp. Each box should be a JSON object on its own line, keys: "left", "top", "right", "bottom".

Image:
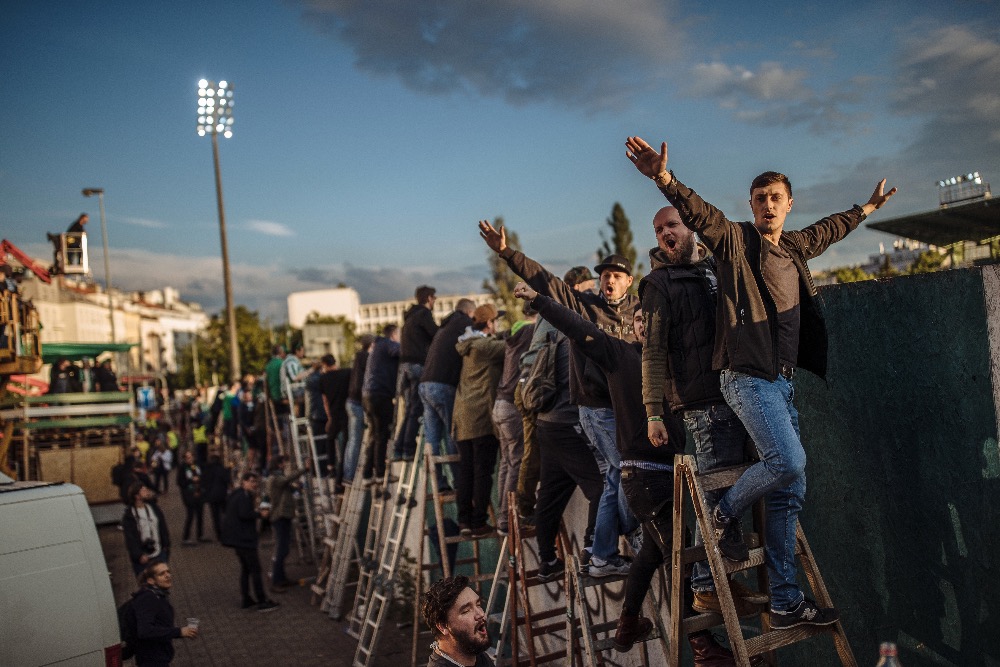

{"left": 41, "top": 342, "right": 136, "bottom": 363}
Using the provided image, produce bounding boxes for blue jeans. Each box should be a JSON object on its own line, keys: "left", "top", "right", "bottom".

{"left": 683, "top": 402, "right": 752, "bottom": 592}
{"left": 719, "top": 370, "right": 806, "bottom": 611}
{"left": 343, "top": 399, "right": 365, "bottom": 482}
{"left": 419, "top": 381, "right": 457, "bottom": 487}
{"left": 579, "top": 406, "right": 638, "bottom": 561}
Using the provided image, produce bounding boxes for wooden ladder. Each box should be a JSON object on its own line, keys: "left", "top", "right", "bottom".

{"left": 668, "top": 454, "right": 858, "bottom": 666}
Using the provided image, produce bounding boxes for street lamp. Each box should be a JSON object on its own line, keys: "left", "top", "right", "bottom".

{"left": 82, "top": 187, "right": 116, "bottom": 343}
{"left": 196, "top": 79, "right": 240, "bottom": 382}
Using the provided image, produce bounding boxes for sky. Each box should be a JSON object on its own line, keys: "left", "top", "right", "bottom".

{"left": 2, "top": 0, "right": 998, "bottom": 322}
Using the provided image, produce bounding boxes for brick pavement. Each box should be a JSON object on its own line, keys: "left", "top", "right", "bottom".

{"left": 99, "top": 480, "right": 429, "bottom": 666}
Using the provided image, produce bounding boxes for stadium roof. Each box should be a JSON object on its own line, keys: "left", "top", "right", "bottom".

{"left": 867, "top": 197, "right": 1000, "bottom": 247}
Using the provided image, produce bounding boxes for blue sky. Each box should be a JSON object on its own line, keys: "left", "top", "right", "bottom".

{"left": 2, "top": 0, "right": 998, "bottom": 321}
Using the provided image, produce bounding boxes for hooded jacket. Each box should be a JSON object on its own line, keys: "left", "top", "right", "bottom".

{"left": 421, "top": 309, "right": 474, "bottom": 386}
{"left": 499, "top": 248, "right": 638, "bottom": 407}
{"left": 659, "top": 175, "right": 865, "bottom": 380}
{"left": 638, "top": 243, "right": 723, "bottom": 415}
{"left": 451, "top": 328, "right": 505, "bottom": 441}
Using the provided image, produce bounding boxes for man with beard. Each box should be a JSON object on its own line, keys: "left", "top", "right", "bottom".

{"left": 421, "top": 575, "right": 493, "bottom": 667}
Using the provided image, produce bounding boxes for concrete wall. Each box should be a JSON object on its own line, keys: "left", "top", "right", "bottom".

{"left": 793, "top": 266, "right": 1000, "bottom": 666}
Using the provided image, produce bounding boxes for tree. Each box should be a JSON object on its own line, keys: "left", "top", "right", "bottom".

{"left": 597, "top": 202, "right": 643, "bottom": 283}
{"left": 482, "top": 216, "right": 524, "bottom": 328}
{"left": 833, "top": 266, "right": 874, "bottom": 284}
{"left": 875, "top": 255, "right": 900, "bottom": 279}
{"left": 906, "top": 250, "right": 945, "bottom": 275}
{"left": 173, "top": 306, "right": 294, "bottom": 388}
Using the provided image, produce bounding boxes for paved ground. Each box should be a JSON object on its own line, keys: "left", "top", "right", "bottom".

{"left": 99, "top": 482, "right": 428, "bottom": 667}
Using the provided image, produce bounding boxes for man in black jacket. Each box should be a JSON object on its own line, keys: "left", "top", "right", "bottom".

{"left": 639, "top": 206, "right": 767, "bottom": 616}
{"left": 131, "top": 562, "right": 198, "bottom": 666}
{"left": 394, "top": 285, "right": 438, "bottom": 461}
{"left": 479, "top": 221, "right": 639, "bottom": 576}
{"left": 361, "top": 325, "right": 401, "bottom": 482}
{"left": 221, "top": 472, "right": 279, "bottom": 612}
{"left": 626, "top": 134, "right": 896, "bottom": 629}
{"left": 419, "top": 298, "right": 476, "bottom": 489}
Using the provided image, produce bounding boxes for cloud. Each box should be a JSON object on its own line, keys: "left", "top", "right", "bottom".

{"left": 121, "top": 216, "right": 167, "bottom": 229}
{"left": 293, "top": 0, "right": 682, "bottom": 112}
{"left": 246, "top": 219, "right": 295, "bottom": 237}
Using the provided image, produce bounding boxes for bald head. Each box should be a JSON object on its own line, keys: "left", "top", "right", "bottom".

{"left": 653, "top": 206, "right": 696, "bottom": 264}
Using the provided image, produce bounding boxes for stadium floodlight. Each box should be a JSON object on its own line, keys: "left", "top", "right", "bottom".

{"left": 195, "top": 78, "right": 240, "bottom": 380}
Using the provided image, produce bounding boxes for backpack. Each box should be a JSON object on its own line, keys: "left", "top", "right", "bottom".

{"left": 117, "top": 594, "right": 138, "bottom": 660}
{"left": 520, "top": 330, "right": 560, "bottom": 414}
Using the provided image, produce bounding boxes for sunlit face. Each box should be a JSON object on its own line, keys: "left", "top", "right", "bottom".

{"left": 600, "top": 270, "right": 633, "bottom": 301}
{"left": 653, "top": 207, "right": 695, "bottom": 264}
{"left": 440, "top": 587, "right": 489, "bottom": 656}
{"left": 750, "top": 183, "right": 793, "bottom": 237}
{"left": 147, "top": 563, "right": 172, "bottom": 590}
{"left": 633, "top": 309, "right": 645, "bottom": 344}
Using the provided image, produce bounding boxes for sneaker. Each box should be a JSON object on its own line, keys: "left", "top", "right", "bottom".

{"left": 589, "top": 556, "right": 631, "bottom": 578}
{"left": 768, "top": 598, "right": 839, "bottom": 630}
{"left": 612, "top": 614, "right": 653, "bottom": 652}
{"left": 537, "top": 558, "right": 565, "bottom": 583}
{"left": 459, "top": 523, "right": 472, "bottom": 536}
{"left": 579, "top": 548, "right": 592, "bottom": 568}
{"left": 257, "top": 599, "right": 280, "bottom": 613}
{"left": 712, "top": 506, "right": 749, "bottom": 561}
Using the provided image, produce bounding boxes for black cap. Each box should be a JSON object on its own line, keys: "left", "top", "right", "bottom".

{"left": 594, "top": 254, "right": 632, "bottom": 276}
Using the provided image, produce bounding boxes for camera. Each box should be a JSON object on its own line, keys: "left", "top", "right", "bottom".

{"left": 142, "top": 538, "right": 157, "bottom": 555}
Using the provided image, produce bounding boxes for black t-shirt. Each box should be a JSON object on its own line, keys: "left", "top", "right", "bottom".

{"left": 320, "top": 369, "right": 351, "bottom": 419}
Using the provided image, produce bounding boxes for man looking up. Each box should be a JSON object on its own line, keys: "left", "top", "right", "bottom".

{"left": 421, "top": 575, "right": 493, "bottom": 667}
{"left": 625, "top": 134, "right": 896, "bottom": 629}
{"left": 479, "top": 221, "right": 638, "bottom": 576}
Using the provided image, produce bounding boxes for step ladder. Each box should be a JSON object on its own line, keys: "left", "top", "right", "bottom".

{"left": 410, "top": 441, "right": 502, "bottom": 665}
{"left": 351, "top": 442, "right": 425, "bottom": 667}
{"left": 284, "top": 380, "right": 330, "bottom": 563}
{"left": 668, "top": 454, "right": 857, "bottom": 667}
{"left": 314, "top": 436, "right": 372, "bottom": 619}
{"left": 568, "top": 550, "right": 669, "bottom": 667}
{"left": 504, "top": 508, "right": 582, "bottom": 667}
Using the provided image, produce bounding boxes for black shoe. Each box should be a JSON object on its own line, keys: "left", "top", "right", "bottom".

{"left": 712, "top": 506, "right": 749, "bottom": 561}
{"left": 537, "top": 558, "right": 565, "bottom": 582}
{"left": 579, "top": 548, "right": 592, "bottom": 568}
{"left": 470, "top": 523, "right": 494, "bottom": 537}
{"left": 769, "top": 598, "right": 839, "bottom": 630}
{"left": 241, "top": 597, "right": 257, "bottom": 609}
{"left": 459, "top": 523, "right": 472, "bottom": 536}
{"left": 257, "top": 599, "right": 280, "bottom": 613}
{"left": 613, "top": 614, "right": 653, "bottom": 652}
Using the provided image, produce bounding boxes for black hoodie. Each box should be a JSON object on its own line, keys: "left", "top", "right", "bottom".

{"left": 400, "top": 303, "right": 438, "bottom": 364}
{"left": 421, "top": 309, "right": 474, "bottom": 386}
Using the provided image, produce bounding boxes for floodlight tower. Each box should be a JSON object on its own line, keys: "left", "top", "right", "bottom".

{"left": 81, "top": 187, "right": 116, "bottom": 342}
{"left": 197, "top": 79, "right": 240, "bottom": 382}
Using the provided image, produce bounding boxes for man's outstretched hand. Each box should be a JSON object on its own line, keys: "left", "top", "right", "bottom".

{"left": 513, "top": 281, "right": 537, "bottom": 301}
{"left": 626, "top": 136, "right": 669, "bottom": 182}
{"left": 478, "top": 220, "right": 507, "bottom": 254}
{"left": 862, "top": 179, "right": 898, "bottom": 217}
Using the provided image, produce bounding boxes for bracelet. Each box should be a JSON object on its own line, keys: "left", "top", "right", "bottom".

{"left": 647, "top": 416, "right": 663, "bottom": 422}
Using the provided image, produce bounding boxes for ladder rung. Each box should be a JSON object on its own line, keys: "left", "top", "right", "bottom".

{"left": 310, "top": 584, "right": 326, "bottom": 596}
{"left": 576, "top": 571, "right": 629, "bottom": 588}
{"left": 590, "top": 628, "right": 663, "bottom": 653}
{"left": 745, "top": 623, "right": 836, "bottom": 656}
{"left": 692, "top": 463, "right": 752, "bottom": 492}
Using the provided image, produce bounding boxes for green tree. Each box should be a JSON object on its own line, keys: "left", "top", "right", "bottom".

{"left": 906, "top": 250, "right": 945, "bottom": 275}
{"left": 482, "top": 216, "right": 524, "bottom": 328}
{"left": 173, "top": 306, "right": 291, "bottom": 388}
{"left": 597, "top": 202, "right": 643, "bottom": 283}
{"left": 833, "top": 266, "right": 874, "bottom": 284}
{"left": 875, "top": 255, "right": 900, "bottom": 279}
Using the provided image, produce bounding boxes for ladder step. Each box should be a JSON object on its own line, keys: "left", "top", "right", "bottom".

{"left": 576, "top": 571, "right": 629, "bottom": 588}
{"left": 310, "top": 584, "right": 326, "bottom": 596}
{"left": 745, "top": 623, "right": 837, "bottom": 656}
{"left": 590, "top": 628, "right": 663, "bottom": 653}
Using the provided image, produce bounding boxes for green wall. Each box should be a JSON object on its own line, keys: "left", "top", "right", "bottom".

{"left": 792, "top": 267, "right": 1000, "bottom": 666}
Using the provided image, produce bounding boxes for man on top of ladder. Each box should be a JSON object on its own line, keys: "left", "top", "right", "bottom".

{"left": 421, "top": 575, "right": 494, "bottom": 667}
{"left": 625, "top": 135, "right": 897, "bottom": 629}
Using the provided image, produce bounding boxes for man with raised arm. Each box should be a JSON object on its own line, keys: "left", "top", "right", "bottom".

{"left": 625, "top": 135, "right": 896, "bottom": 629}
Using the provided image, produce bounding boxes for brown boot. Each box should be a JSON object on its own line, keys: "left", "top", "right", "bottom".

{"left": 613, "top": 613, "right": 653, "bottom": 652}
{"left": 689, "top": 630, "right": 736, "bottom": 667}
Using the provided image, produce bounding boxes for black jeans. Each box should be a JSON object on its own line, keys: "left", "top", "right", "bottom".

{"left": 393, "top": 362, "right": 423, "bottom": 458}
{"left": 456, "top": 435, "right": 500, "bottom": 527}
{"left": 362, "top": 394, "right": 394, "bottom": 478}
{"left": 621, "top": 466, "right": 674, "bottom": 616}
{"left": 183, "top": 500, "right": 204, "bottom": 541}
{"left": 208, "top": 501, "right": 225, "bottom": 540}
{"left": 533, "top": 420, "right": 603, "bottom": 563}
{"left": 235, "top": 546, "right": 266, "bottom": 603}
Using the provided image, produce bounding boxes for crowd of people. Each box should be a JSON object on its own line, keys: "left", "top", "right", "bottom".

{"left": 108, "top": 131, "right": 897, "bottom": 666}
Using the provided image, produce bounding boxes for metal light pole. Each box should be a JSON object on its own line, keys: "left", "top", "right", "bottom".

{"left": 197, "top": 79, "right": 240, "bottom": 382}
{"left": 82, "top": 187, "right": 116, "bottom": 342}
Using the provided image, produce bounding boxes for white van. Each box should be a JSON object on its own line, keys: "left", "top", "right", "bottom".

{"left": 0, "top": 471, "right": 121, "bottom": 666}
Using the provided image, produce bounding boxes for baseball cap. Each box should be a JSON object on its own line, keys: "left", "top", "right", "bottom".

{"left": 594, "top": 254, "right": 632, "bottom": 276}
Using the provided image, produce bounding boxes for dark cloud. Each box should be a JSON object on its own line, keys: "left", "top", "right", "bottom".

{"left": 293, "top": 0, "right": 682, "bottom": 112}
{"left": 342, "top": 263, "right": 484, "bottom": 303}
